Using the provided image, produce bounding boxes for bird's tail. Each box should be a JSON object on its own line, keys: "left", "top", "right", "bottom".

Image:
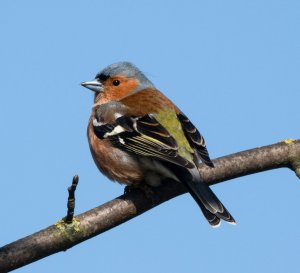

{"left": 162, "top": 162, "right": 235, "bottom": 227}
{"left": 182, "top": 178, "right": 236, "bottom": 227}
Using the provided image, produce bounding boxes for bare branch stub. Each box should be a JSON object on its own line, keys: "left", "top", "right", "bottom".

{"left": 65, "top": 175, "right": 79, "bottom": 224}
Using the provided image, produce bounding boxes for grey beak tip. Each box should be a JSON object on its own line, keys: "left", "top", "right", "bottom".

{"left": 80, "top": 79, "right": 103, "bottom": 92}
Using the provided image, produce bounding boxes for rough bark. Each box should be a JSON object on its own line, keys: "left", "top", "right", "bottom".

{"left": 0, "top": 139, "right": 299, "bottom": 272}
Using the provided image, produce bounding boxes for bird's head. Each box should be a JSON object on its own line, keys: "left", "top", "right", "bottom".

{"left": 81, "top": 62, "right": 154, "bottom": 103}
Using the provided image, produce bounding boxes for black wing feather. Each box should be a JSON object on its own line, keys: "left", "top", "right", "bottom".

{"left": 93, "top": 123, "right": 115, "bottom": 139}
{"left": 177, "top": 113, "right": 214, "bottom": 167}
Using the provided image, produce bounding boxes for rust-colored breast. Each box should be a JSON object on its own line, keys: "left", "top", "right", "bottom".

{"left": 87, "top": 116, "right": 143, "bottom": 185}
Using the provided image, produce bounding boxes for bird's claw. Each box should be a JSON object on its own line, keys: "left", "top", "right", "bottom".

{"left": 124, "top": 184, "right": 159, "bottom": 205}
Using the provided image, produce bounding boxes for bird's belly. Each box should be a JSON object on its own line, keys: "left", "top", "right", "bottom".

{"left": 89, "top": 137, "right": 144, "bottom": 185}
{"left": 138, "top": 158, "right": 180, "bottom": 187}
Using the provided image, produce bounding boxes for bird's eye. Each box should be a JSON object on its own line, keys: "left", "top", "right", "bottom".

{"left": 112, "top": 80, "right": 120, "bottom": 86}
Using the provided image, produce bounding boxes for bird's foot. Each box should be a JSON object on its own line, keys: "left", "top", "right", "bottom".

{"left": 124, "top": 185, "right": 136, "bottom": 194}
{"left": 124, "top": 184, "right": 158, "bottom": 205}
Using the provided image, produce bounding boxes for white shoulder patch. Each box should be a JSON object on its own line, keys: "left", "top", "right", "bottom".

{"left": 103, "top": 125, "right": 126, "bottom": 138}
{"left": 93, "top": 118, "right": 105, "bottom": 127}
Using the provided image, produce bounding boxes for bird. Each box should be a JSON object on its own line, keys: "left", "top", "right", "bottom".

{"left": 81, "top": 61, "right": 236, "bottom": 227}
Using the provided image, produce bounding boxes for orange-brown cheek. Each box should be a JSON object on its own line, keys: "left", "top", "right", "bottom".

{"left": 103, "top": 78, "right": 139, "bottom": 102}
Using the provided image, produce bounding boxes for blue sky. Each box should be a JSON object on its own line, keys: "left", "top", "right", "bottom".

{"left": 0, "top": 1, "right": 299, "bottom": 272}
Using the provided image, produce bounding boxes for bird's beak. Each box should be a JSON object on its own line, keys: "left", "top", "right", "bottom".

{"left": 81, "top": 79, "right": 104, "bottom": 92}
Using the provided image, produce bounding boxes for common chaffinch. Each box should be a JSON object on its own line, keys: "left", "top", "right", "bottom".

{"left": 81, "top": 62, "right": 235, "bottom": 227}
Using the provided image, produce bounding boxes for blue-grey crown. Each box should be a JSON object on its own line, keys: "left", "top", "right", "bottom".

{"left": 96, "top": 62, "right": 155, "bottom": 89}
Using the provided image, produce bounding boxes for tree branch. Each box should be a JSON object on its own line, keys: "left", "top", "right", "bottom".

{"left": 0, "top": 140, "right": 299, "bottom": 272}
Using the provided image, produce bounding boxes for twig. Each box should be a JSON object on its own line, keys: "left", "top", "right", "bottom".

{"left": 65, "top": 175, "right": 79, "bottom": 224}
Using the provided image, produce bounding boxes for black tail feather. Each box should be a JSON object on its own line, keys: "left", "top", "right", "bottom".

{"left": 182, "top": 178, "right": 236, "bottom": 227}
{"left": 198, "top": 201, "right": 221, "bottom": 227}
